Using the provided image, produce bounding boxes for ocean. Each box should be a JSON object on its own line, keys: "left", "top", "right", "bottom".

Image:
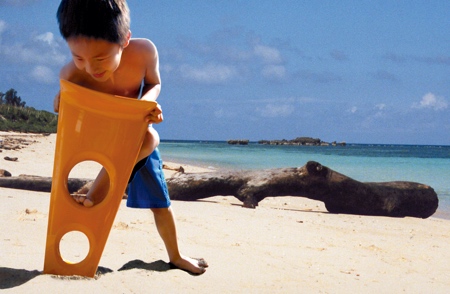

{"left": 158, "top": 141, "right": 450, "bottom": 219}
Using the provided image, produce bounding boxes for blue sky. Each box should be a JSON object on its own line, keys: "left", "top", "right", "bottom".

{"left": 0, "top": 1, "right": 449, "bottom": 144}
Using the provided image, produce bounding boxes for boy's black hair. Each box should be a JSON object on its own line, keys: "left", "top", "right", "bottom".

{"left": 57, "top": 0, "right": 130, "bottom": 44}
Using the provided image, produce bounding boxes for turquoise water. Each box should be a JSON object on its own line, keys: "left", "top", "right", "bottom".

{"left": 159, "top": 141, "right": 450, "bottom": 219}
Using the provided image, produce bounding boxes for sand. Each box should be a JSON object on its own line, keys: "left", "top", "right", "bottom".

{"left": 1, "top": 132, "right": 449, "bottom": 293}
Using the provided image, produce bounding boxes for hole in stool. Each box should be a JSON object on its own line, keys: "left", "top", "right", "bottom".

{"left": 68, "top": 160, "right": 110, "bottom": 207}
{"left": 59, "top": 231, "right": 90, "bottom": 264}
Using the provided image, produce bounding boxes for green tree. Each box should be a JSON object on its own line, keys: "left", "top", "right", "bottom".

{"left": 3, "top": 88, "right": 26, "bottom": 107}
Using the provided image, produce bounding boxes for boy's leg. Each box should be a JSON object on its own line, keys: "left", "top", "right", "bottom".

{"left": 75, "top": 167, "right": 109, "bottom": 207}
{"left": 151, "top": 207, "right": 208, "bottom": 275}
{"left": 127, "top": 133, "right": 207, "bottom": 274}
{"left": 74, "top": 126, "right": 158, "bottom": 207}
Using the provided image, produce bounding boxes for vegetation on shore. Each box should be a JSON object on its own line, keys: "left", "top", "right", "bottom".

{"left": 0, "top": 88, "right": 57, "bottom": 133}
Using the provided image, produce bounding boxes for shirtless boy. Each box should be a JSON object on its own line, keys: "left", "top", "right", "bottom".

{"left": 54, "top": 0, "right": 207, "bottom": 274}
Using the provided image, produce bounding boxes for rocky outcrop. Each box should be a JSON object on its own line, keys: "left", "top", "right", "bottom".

{"left": 0, "top": 169, "right": 11, "bottom": 177}
{"left": 258, "top": 137, "right": 346, "bottom": 146}
{"left": 227, "top": 140, "right": 249, "bottom": 145}
{"left": 227, "top": 137, "right": 347, "bottom": 146}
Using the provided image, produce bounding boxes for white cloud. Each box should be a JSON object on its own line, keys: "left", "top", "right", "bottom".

{"left": 160, "top": 64, "right": 174, "bottom": 74}
{"left": 30, "top": 65, "right": 56, "bottom": 84}
{"left": 412, "top": 93, "right": 448, "bottom": 111}
{"left": 2, "top": 44, "right": 63, "bottom": 65}
{"left": 349, "top": 106, "right": 358, "bottom": 113}
{"left": 256, "top": 103, "right": 294, "bottom": 118}
{"left": 35, "top": 32, "right": 56, "bottom": 46}
{"left": 179, "top": 63, "right": 236, "bottom": 84}
{"left": 253, "top": 45, "right": 282, "bottom": 64}
{"left": 0, "top": 29, "right": 67, "bottom": 66}
{"left": 261, "top": 65, "right": 286, "bottom": 79}
{"left": 250, "top": 96, "right": 317, "bottom": 104}
{"left": 375, "top": 103, "right": 386, "bottom": 110}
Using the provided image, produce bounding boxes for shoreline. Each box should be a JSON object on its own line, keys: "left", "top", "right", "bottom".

{"left": 162, "top": 138, "right": 450, "bottom": 147}
{"left": 1, "top": 132, "right": 450, "bottom": 292}
{"left": 1, "top": 131, "right": 449, "bottom": 219}
{"left": 1, "top": 131, "right": 449, "bottom": 220}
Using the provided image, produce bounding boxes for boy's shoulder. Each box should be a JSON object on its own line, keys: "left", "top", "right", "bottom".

{"left": 59, "top": 61, "right": 80, "bottom": 82}
{"left": 126, "top": 38, "right": 158, "bottom": 56}
{"left": 59, "top": 38, "right": 158, "bottom": 82}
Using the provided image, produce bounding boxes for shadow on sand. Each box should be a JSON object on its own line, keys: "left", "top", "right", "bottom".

{"left": 0, "top": 266, "right": 115, "bottom": 289}
{"left": 118, "top": 259, "right": 171, "bottom": 272}
{"left": 1, "top": 260, "right": 174, "bottom": 289}
{"left": 0, "top": 267, "right": 41, "bottom": 289}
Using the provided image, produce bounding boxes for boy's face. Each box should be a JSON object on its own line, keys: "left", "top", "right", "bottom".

{"left": 67, "top": 36, "right": 129, "bottom": 82}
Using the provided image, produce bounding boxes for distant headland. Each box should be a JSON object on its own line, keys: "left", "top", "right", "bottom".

{"left": 227, "top": 137, "right": 346, "bottom": 146}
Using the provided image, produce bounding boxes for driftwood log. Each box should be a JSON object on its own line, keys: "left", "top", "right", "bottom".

{"left": 0, "top": 161, "right": 438, "bottom": 218}
{"left": 166, "top": 161, "right": 438, "bottom": 218}
{"left": 0, "top": 175, "right": 91, "bottom": 193}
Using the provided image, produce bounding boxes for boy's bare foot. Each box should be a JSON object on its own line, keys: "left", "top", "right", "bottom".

{"left": 169, "top": 256, "right": 208, "bottom": 275}
{"left": 70, "top": 182, "right": 108, "bottom": 207}
{"left": 71, "top": 194, "right": 94, "bottom": 207}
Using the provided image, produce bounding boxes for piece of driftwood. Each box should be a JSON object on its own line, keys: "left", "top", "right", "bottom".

{"left": 166, "top": 161, "right": 438, "bottom": 218}
{"left": 0, "top": 164, "right": 182, "bottom": 193}
{"left": 0, "top": 161, "right": 438, "bottom": 218}
{"left": 0, "top": 175, "right": 90, "bottom": 193}
{"left": 4, "top": 156, "right": 18, "bottom": 162}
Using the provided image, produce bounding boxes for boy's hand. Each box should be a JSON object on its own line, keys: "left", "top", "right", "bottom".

{"left": 53, "top": 91, "right": 61, "bottom": 113}
{"left": 146, "top": 103, "right": 163, "bottom": 124}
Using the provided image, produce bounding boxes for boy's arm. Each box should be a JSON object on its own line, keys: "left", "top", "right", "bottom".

{"left": 54, "top": 91, "right": 61, "bottom": 113}
{"left": 53, "top": 62, "right": 75, "bottom": 113}
{"left": 140, "top": 39, "right": 161, "bottom": 102}
{"left": 139, "top": 39, "right": 163, "bottom": 124}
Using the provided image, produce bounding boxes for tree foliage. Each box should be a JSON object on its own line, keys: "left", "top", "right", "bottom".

{"left": 0, "top": 88, "right": 57, "bottom": 133}
{"left": 0, "top": 88, "right": 26, "bottom": 107}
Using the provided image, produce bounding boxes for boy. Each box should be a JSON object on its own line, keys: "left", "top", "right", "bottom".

{"left": 54, "top": 0, "right": 207, "bottom": 275}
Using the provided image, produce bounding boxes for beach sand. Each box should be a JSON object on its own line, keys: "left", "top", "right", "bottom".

{"left": 1, "top": 132, "right": 449, "bottom": 293}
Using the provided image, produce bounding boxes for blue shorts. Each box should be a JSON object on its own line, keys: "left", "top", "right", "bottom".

{"left": 126, "top": 148, "right": 171, "bottom": 209}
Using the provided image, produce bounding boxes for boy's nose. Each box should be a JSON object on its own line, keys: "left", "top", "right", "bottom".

{"left": 85, "top": 62, "right": 100, "bottom": 75}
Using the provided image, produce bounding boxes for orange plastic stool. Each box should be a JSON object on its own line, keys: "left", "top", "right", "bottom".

{"left": 43, "top": 80, "right": 156, "bottom": 277}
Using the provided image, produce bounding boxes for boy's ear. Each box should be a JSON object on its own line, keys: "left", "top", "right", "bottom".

{"left": 123, "top": 30, "right": 131, "bottom": 48}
